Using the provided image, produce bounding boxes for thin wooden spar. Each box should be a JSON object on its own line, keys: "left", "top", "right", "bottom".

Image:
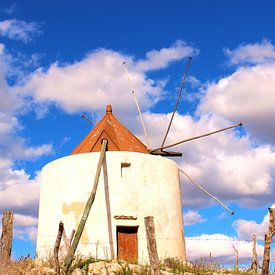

{"left": 123, "top": 62, "right": 150, "bottom": 148}
{"left": 63, "top": 139, "right": 108, "bottom": 273}
{"left": 161, "top": 57, "right": 192, "bottom": 149}
{"left": 151, "top": 122, "right": 242, "bottom": 153}
{"left": 179, "top": 168, "right": 234, "bottom": 214}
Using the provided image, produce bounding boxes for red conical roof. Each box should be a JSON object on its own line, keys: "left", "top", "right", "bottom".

{"left": 71, "top": 105, "right": 148, "bottom": 155}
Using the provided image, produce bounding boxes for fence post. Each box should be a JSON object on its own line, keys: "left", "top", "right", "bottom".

{"left": 232, "top": 245, "right": 239, "bottom": 271}
{"left": 262, "top": 234, "right": 271, "bottom": 275}
{"left": 144, "top": 216, "right": 160, "bottom": 275}
{"left": 0, "top": 211, "right": 13, "bottom": 263}
{"left": 262, "top": 208, "right": 275, "bottom": 275}
{"left": 54, "top": 221, "right": 64, "bottom": 275}
{"left": 251, "top": 234, "right": 258, "bottom": 274}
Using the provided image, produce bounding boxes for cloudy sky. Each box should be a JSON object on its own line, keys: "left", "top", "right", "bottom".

{"left": 0, "top": 0, "right": 274, "bottom": 264}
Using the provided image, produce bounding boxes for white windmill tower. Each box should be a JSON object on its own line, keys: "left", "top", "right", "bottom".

{"left": 36, "top": 104, "right": 186, "bottom": 264}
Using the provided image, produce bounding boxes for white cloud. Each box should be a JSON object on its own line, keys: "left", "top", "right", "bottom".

{"left": 22, "top": 42, "right": 197, "bottom": 115}
{"left": 0, "top": 113, "right": 18, "bottom": 134}
{"left": 14, "top": 144, "right": 53, "bottom": 160}
{"left": 184, "top": 210, "right": 206, "bottom": 226}
{"left": 0, "top": 166, "right": 40, "bottom": 242}
{"left": 186, "top": 233, "right": 265, "bottom": 263}
{"left": 14, "top": 213, "right": 38, "bottom": 227}
{"left": 0, "top": 43, "right": 4, "bottom": 54}
{"left": 24, "top": 50, "right": 162, "bottom": 115}
{"left": 142, "top": 112, "right": 275, "bottom": 208}
{"left": 233, "top": 204, "right": 275, "bottom": 241}
{"left": 186, "top": 207, "right": 274, "bottom": 263}
{"left": 136, "top": 41, "right": 198, "bottom": 71}
{"left": 0, "top": 112, "right": 52, "bottom": 161}
{"left": 186, "top": 75, "right": 201, "bottom": 88}
{"left": 233, "top": 217, "right": 269, "bottom": 242}
{"left": 0, "top": 167, "right": 40, "bottom": 215}
{"left": 0, "top": 19, "right": 41, "bottom": 43}
{"left": 199, "top": 63, "right": 275, "bottom": 144}
{"left": 4, "top": 4, "right": 17, "bottom": 15}
{"left": 0, "top": 74, "right": 22, "bottom": 113}
{"left": 0, "top": 45, "right": 52, "bottom": 161}
{"left": 225, "top": 40, "right": 275, "bottom": 65}
{"left": 14, "top": 225, "right": 38, "bottom": 244}
{"left": 0, "top": 213, "right": 38, "bottom": 244}
{"left": 0, "top": 44, "right": 52, "bottom": 232}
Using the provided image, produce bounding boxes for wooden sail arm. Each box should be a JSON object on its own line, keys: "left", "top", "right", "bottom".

{"left": 150, "top": 122, "right": 242, "bottom": 153}
{"left": 179, "top": 168, "right": 234, "bottom": 215}
{"left": 123, "top": 62, "right": 150, "bottom": 148}
{"left": 161, "top": 57, "right": 192, "bottom": 149}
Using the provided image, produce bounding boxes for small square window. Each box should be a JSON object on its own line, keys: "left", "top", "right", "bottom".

{"left": 121, "top": 162, "right": 131, "bottom": 177}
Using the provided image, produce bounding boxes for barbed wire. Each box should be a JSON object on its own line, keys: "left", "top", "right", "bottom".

{"left": 14, "top": 232, "right": 273, "bottom": 243}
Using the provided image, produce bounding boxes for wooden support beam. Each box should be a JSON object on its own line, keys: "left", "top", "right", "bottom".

{"left": 144, "top": 216, "right": 160, "bottom": 275}
{"left": 62, "top": 226, "right": 70, "bottom": 253}
{"left": 103, "top": 153, "right": 114, "bottom": 259}
{"left": 262, "top": 234, "right": 271, "bottom": 275}
{"left": 69, "top": 229, "right": 75, "bottom": 246}
{"left": 63, "top": 139, "right": 108, "bottom": 273}
{"left": 261, "top": 208, "right": 275, "bottom": 275}
{"left": 54, "top": 221, "right": 64, "bottom": 275}
{"left": 0, "top": 211, "right": 13, "bottom": 264}
{"left": 251, "top": 234, "right": 258, "bottom": 274}
{"left": 232, "top": 245, "right": 239, "bottom": 272}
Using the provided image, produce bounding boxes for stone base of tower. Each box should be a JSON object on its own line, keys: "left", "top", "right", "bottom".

{"left": 36, "top": 151, "right": 186, "bottom": 263}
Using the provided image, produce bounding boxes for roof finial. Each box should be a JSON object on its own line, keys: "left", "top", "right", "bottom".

{"left": 106, "top": 104, "right": 112, "bottom": 114}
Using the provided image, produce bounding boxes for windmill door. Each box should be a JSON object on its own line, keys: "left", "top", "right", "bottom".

{"left": 117, "top": 226, "right": 138, "bottom": 262}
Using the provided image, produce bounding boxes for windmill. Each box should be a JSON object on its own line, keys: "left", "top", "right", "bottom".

{"left": 36, "top": 58, "right": 241, "bottom": 271}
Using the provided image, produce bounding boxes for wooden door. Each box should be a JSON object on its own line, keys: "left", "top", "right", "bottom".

{"left": 117, "top": 226, "right": 138, "bottom": 262}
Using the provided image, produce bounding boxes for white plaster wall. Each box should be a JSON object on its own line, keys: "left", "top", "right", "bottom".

{"left": 36, "top": 151, "right": 186, "bottom": 262}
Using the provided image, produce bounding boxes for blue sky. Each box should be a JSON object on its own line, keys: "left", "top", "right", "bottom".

{"left": 0, "top": 0, "right": 275, "bottom": 264}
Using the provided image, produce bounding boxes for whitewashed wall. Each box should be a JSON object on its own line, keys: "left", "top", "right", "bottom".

{"left": 36, "top": 151, "right": 186, "bottom": 262}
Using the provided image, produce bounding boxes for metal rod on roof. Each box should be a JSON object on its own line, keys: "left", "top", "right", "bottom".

{"left": 151, "top": 122, "right": 242, "bottom": 153}
{"left": 160, "top": 57, "right": 192, "bottom": 149}
{"left": 81, "top": 114, "right": 95, "bottom": 125}
{"left": 179, "top": 168, "right": 234, "bottom": 215}
{"left": 123, "top": 62, "right": 150, "bottom": 148}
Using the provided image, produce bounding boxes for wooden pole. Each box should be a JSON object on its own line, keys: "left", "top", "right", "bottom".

{"left": 161, "top": 57, "right": 192, "bottom": 149}
{"left": 262, "top": 233, "right": 271, "bottom": 275}
{"left": 62, "top": 226, "right": 70, "bottom": 252}
{"left": 232, "top": 245, "right": 239, "bottom": 271}
{"left": 179, "top": 168, "right": 234, "bottom": 214}
{"left": 151, "top": 122, "right": 242, "bottom": 153}
{"left": 69, "top": 229, "right": 75, "bottom": 246}
{"left": 144, "top": 216, "right": 160, "bottom": 275}
{"left": 251, "top": 234, "right": 258, "bottom": 274}
{"left": 102, "top": 153, "right": 114, "bottom": 259}
{"left": 262, "top": 208, "right": 275, "bottom": 275}
{"left": 0, "top": 211, "right": 13, "bottom": 263}
{"left": 54, "top": 221, "right": 64, "bottom": 275}
{"left": 63, "top": 139, "right": 108, "bottom": 273}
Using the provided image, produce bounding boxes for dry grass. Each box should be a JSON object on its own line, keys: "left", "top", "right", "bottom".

{"left": 0, "top": 256, "right": 262, "bottom": 274}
